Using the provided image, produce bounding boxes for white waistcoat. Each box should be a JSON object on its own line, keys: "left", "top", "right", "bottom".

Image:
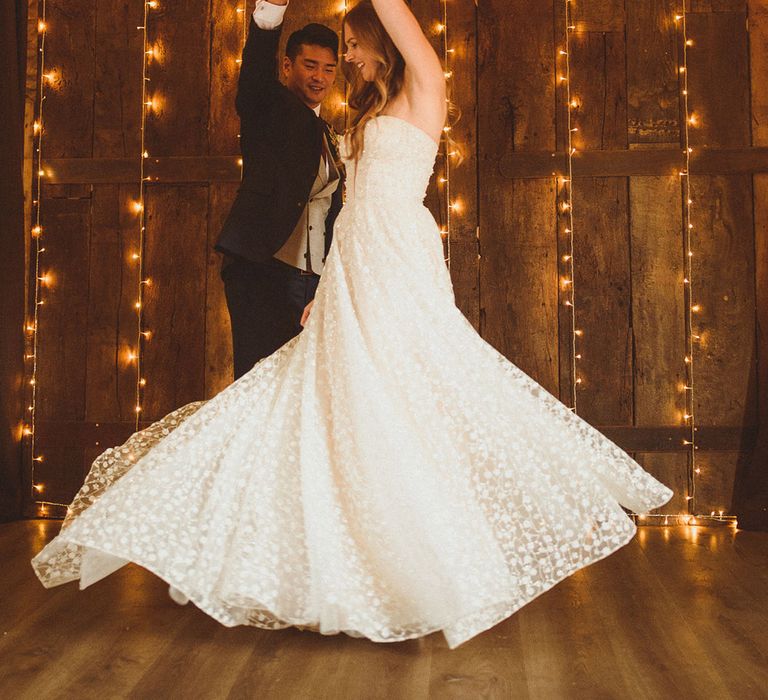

{"left": 273, "top": 133, "right": 340, "bottom": 274}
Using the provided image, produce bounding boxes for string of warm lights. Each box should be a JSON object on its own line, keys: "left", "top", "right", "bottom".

{"left": 634, "top": 7, "right": 735, "bottom": 527}
{"left": 436, "top": 1, "right": 456, "bottom": 269}
{"left": 130, "top": 0, "right": 159, "bottom": 430}
{"left": 237, "top": 1, "right": 247, "bottom": 173}
{"left": 633, "top": 512, "right": 737, "bottom": 527}
{"left": 674, "top": 7, "right": 699, "bottom": 517}
{"left": 557, "top": 0, "right": 581, "bottom": 412}
{"left": 338, "top": 0, "right": 349, "bottom": 130}
{"left": 25, "top": 0, "right": 68, "bottom": 517}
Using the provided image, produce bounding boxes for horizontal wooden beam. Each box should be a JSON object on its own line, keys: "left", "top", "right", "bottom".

{"left": 32, "top": 147, "right": 768, "bottom": 185}
{"left": 33, "top": 421, "right": 756, "bottom": 453}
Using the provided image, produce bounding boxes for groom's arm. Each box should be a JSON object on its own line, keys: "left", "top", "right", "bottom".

{"left": 235, "top": 0, "right": 290, "bottom": 115}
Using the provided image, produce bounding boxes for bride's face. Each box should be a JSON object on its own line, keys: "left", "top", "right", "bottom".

{"left": 343, "top": 33, "right": 377, "bottom": 82}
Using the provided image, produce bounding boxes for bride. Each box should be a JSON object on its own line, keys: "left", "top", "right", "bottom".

{"left": 32, "top": 0, "right": 671, "bottom": 649}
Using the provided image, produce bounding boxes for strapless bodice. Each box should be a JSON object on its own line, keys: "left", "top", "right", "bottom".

{"left": 340, "top": 115, "right": 440, "bottom": 206}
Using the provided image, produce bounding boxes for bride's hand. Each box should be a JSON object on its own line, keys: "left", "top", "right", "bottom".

{"left": 300, "top": 299, "right": 314, "bottom": 327}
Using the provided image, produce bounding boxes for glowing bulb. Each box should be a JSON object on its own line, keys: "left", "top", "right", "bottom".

{"left": 135, "top": 405, "right": 142, "bottom": 413}
{"left": 691, "top": 304, "right": 700, "bottom": 312}
{"left": 686, "top": 39, "right": 694, "bottom": 46}
{"left": 38, "top": 20, "right": 46, "bottom": 32}
{"left": 139, "top": 378, "right": 147, "bottom": 386}
{"left": 574, "top": 329, "right": 584, "bottom": 337}
{"left": 33, "top": 483, "right": 44, "bottom": 492}
{"left": 143, "top": 150, "right": 149, "bottom": 158}
{"left": 435, "top": 22, "right": 445, "bottom": 32}
{"left": 134, "top": 301, "right": 142, "bottom": 310}
{"left": 33, "top": 121, "right": 41, "bottom": 133}
{"left": 147, "top": 0, "right": 158, "bottom": 7}
{"left": 132, "top": 201, "right": 144, "bottom": 213}
{"left": 237, "top": 158, "right": 243, "bottom": 166}
{"left": 33, "top": 456, "right": 44, "bottom": 462}
{"left": 679, "top": 66, "right": 686, "bottom": 73}
{"left": 32, "top": 225, "right": 42, "bottom": 237}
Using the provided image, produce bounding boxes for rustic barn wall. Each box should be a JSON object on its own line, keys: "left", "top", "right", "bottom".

{"left": 20, "top": 0, "right": 768, "bottom": 518}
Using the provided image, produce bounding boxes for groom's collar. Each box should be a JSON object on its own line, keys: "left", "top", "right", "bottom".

{"left": 312, "top": 104, "right": 321, "bottom": 117}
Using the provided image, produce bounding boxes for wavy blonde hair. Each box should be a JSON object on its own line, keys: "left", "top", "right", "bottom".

{"left": 341, "top": 1, "right": 406, "bottom": 163}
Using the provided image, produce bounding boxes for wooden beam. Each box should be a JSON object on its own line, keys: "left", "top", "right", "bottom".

{"left": 34, "top": 147, "right": 768, "bottom": 185}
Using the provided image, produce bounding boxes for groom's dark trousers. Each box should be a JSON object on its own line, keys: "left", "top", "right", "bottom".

{"left": 215, "top": 18, "right": 342, "bottom": 381}
{"left": 221, "top": 256, "right": 319, "bottom": 380}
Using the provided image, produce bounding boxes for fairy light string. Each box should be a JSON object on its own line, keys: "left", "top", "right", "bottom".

{"left": 130, "top": 1, "right": 159, "bottom": 430}
{"left": 558, "top": 0, "right": 580, "bottom": 411}
{"left": 675, "top": 8, "right": 698, "bottom": 517}
{"left": 26, "top": 0, "right": 68, "bottom": 516}
{"left": 436, "top": 1, "right": 454, "bottom": 269}
{"left": 634, "top": 8, "right": 735, "bottom": 527}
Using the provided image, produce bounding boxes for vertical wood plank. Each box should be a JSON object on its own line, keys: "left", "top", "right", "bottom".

{"left": 93, "top": 0, "right": 143, "bottom": 158}
{"left": 85, "top": 184, "right": 142, "bottom": 424}
{"left": 411, "top": 0, "right": 479, "bottom": 329}
{"left": 478, "top": 0, "right": 558, "bottom": 393}
{"left": 691, "top": 175, "right": 756, "bottom": 434}
{"left": 739, "top": 0, "right": 768, "bottom": 524}
{"left": 571, "top": 177, "right": 633, "bottom": 424}
{"left": 631, "top": 176, "right": 687, "bottom": 513}
{"left": 142, "top": 185, "right": 208, "bottom": 419}
{"left": 44, "top": 0, "right": 95, "bottom": 158}
{"left": 686, "top": 11, "right": 750, "bottom": 148}
{"left": 210, "top": 0, "right": 243, "bottom": 157}
{"left": 205, "top": 184, "right": 238, "bottom": 397}
{"left": 568, "top": 32, "right": 628, "bottom": 152}
{"left": 479, "top": 178, "right": 560, "bottom": 395}
{"left": 35, "top": 185, "right": 91, "bottom": 502}
{"left": 626, "top": 0, "right": 681, "bottom": 146}
{"left": 145, "top": 3, "right": 211, "bottom": 156}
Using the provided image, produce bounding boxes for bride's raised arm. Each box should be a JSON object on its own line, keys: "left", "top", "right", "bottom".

{"left": 370, "top": 0, "right": 445, "bottom": 94}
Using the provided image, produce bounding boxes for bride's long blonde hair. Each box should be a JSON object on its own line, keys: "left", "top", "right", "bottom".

{"left": 341, "top": 1, "right": 405, "bottom": 163}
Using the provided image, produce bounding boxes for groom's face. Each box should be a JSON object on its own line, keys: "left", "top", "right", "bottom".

{"left": 283, "top": 45, "right": 338, "bottom": 109}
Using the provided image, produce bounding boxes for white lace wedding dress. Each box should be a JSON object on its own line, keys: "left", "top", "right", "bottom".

{"left": 32, "top": 115, "right": 672, "bottom": 649}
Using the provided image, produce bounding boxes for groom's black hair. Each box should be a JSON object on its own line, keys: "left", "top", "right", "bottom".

{"left": 285, "top": 23, "right": 339, "bottom": 62}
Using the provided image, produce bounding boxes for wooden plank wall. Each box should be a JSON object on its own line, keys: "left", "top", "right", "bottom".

{"left": 22, "top": 0, "right": 767, "bottom": 517}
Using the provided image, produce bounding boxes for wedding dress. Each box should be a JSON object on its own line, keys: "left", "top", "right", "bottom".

{"left": 32, "top": 115, "right": 672, "bottom": 649}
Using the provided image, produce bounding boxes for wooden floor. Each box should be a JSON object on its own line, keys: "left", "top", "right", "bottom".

{"left": 0, "top": 521, "right": 766, "bottom": 699}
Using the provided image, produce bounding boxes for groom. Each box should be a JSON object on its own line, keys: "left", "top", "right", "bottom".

{"left": 216, "top": 0, "right": 344, "bottom": 380}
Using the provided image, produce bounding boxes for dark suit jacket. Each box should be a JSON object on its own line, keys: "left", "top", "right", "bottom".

{"left": 215, "top": 19, "right": 344, "bottom": 263}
